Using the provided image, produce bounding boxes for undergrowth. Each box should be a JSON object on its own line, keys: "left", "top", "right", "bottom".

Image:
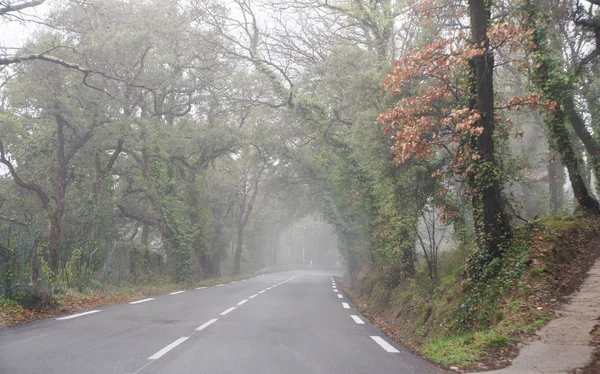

{"left": 351, "top": 214, "right": 599, "bottom": 370}
{"left": 0, "top": 273, "right": 251, "bottom": 328}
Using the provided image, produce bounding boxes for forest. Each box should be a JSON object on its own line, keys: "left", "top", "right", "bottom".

{"left": 1, "top": 0, "right": 600, "bottom": 368}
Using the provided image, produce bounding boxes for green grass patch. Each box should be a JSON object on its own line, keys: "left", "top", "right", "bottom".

{"left": 424, "top": 331, "right": 508, "bottom": 366}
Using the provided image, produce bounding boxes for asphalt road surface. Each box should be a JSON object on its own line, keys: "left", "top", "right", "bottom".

{"left": 0, "top": 270, "right": 443, "bottom": 374}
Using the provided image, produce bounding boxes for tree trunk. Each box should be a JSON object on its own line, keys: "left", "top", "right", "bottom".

{"left": 525, "top": 1, "right": 600, "bottom": 215}
{"left": 468, "top": 0, "right": 510, "bottom": 258}
{"left": 233, "top": 223, "right": 244, "bottom": 275}
{"left": 564, "top": 95, "right": 600, "bottom": 195}
{"left": 49, "top": 118, "right": 70, "bottom": 271}
{"left": 548, "top": 150, "right": 564, "bottom": 214}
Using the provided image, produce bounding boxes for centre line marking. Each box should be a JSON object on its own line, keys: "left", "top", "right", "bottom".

{"left": 56, "top": 310, "right": 100, "bottom": 320}
{"left": 169, "top": 291, "right": 185, "bottom": 295}
{"left": 196, "top": 287, "right": 207, "bottom": 290}
{"left": 342, "top": 302, "right": 350, "bottom": 309}
{"left": 220, "top": 307, "right": 236, "bottom": 315}
{"left": 249, "top": 294, "right": 258, "bottom": 298}
{"left": 371, "top": 336, "right": 400, "bottom": 353}
{"left": 259, "top": 290, "right": 266, "bottom": 294}
{"left": 196, "top": 318, "right": 218, "bottom": 331}
{"left": 337, "top": 294, "right": 343, "bottom": 299}
{"left": 130, "top": 298, "right": 154, "bottom": 305}
{"left": 237, "top": 299, "right": 248, "bottom": 305}
{"left": 350, "top": 315, "right": 364, "bottom": 324}
{"left": 148, "top": 337, "right": 188, "bottom": 360}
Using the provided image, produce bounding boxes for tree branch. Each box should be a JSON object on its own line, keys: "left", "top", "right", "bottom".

{"left": 0, "top": 138, "right": 50, "bottom": 211}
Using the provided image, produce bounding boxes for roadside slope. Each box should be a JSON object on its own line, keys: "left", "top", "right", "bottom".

{"left": 345, "top": 215, "right": 600, "bottom": 372}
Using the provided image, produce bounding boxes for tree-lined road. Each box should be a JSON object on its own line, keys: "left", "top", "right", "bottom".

{"left": 0, "top": 270, "right": 442, "bottom": 374}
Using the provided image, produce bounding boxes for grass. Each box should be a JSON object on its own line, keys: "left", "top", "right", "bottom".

{"left": 0, "top": 273, "right": 254, "bottom": 328}
{"left": 350, "top": 214, "right": 600, "bottom": 370}
{"left": 424, "top": 331, "right": 508, "bottom": 366}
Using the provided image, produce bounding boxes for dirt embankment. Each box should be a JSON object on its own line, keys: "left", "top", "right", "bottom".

{"left": 345, "top": 216, "right": 600, "bottom": 372}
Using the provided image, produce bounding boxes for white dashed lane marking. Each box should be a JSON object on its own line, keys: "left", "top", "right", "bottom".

{"left": 370, "top": 336, "right": 400, "bottom": 353}
{"left": 237, "top": 299, "right": 248, "bottom": 306}
{"left": 129, "top": 298, "right": 154, "bottom": 305}
{"left": 148, "top": 337, "right": 188, "bottom": 360}
{"left": 350, "top": 315, "right": 364, "bottom": 324}
{"left": 342, "top": 302, "right": 350, "bottom": 309}
{"left": 196, "top": 287, "right": 207, "bottom": 290}
{"left": 220, "top": 307, "right": 236, "bottom": 316}
{"left": 249, "top": 294, "right": 258, "bottom": 299}
{"left": 196, "top": 318, "right": 218, "bottom": 331}
{"left": 56, "top": 310, "right": 101, "bottom": 320}
{"left": 337, "top": 294, "right": 343, "bottom": 299}
{"left": 169, "top": 291, "right": 185, "bottom": 295}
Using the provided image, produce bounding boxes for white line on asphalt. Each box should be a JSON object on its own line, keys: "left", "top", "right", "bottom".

{"left": 196, "top": 318, "right": 218, "bottom": 331}
{"left": 56, "top": 310, "right": 101, "bottom": 320}
{"left": 148, "top": 337, "right": 188, "bottom": 360}
{"left": 334, "top": 289, "right": 339, "bottom": 293}
{"left": 216, "top": 284, "right": 224, "bottom": 287}
{"left": 259, "top": 290, "right": 266, "bottom": 294}
{"left": 337, "top": 294, "right": 343, "bottom": 299}
{"left": 249, "top": 294, "right": 258, "bottom": 299}
{"left": 350, "top": 315, "right": 364, "bottom": 324}
{"left": 370, "top": 336, "right": 400, "bottom": 353}
{"left": 196, "top": 287, "right": 207, "bottom": 290}
{"left": 220, "top": 307, "right": 236, "bottom": 315}
{"left": 342, "top": 302, "right": 350, "bottom": 309}
{"left": 230, "top": 281, "right": 237, "bottom": 284}
{"left": 169, "top": 291, "right": 185, "bottom": 295}
{"left": 129, "top": 298, "right": 154, "bottom": 305}
{"left": 237, "top": 299, "right": 248, "bottom": 306}
{"left": 266, "top": 287, "right": 272, "bottom": 290}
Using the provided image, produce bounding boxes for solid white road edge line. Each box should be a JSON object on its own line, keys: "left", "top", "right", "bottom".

{"left": 169, "top": 291, "right": 185, "bottom": 295}
{"left": 370, "top": 336, "right": 400, "bottom": 353}
{"left": 129, "top": 298, "right": 155, "bottom": 305}
{"left": 220, "top": 307, "right": 236, "bottom": 315}
{"left": 56, "top": 310, "right": 101, "bottom": 320}
{"left": 350, "top": 315, "right": 364, "bottom": 324}
{"left": 237, "top": 299, "right": 248, "bottom": 305}
{"left": 337, "top": 294, "right": 343, "bottom": 298}
{"left": 342, "top": 302, "right": 350, "bottom": 309}
{"left": 148, "top": 337, "right": 189, "bottom": 360}
{"left": 196, "top": 287, "right": 207, "bottom": 290}
{"left": 196, "top": 318, "right": 218, "bottom": 331}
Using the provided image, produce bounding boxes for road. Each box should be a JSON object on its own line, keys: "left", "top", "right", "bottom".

{"left": 0, "top": 270, "right": 442, "bottom": 374}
